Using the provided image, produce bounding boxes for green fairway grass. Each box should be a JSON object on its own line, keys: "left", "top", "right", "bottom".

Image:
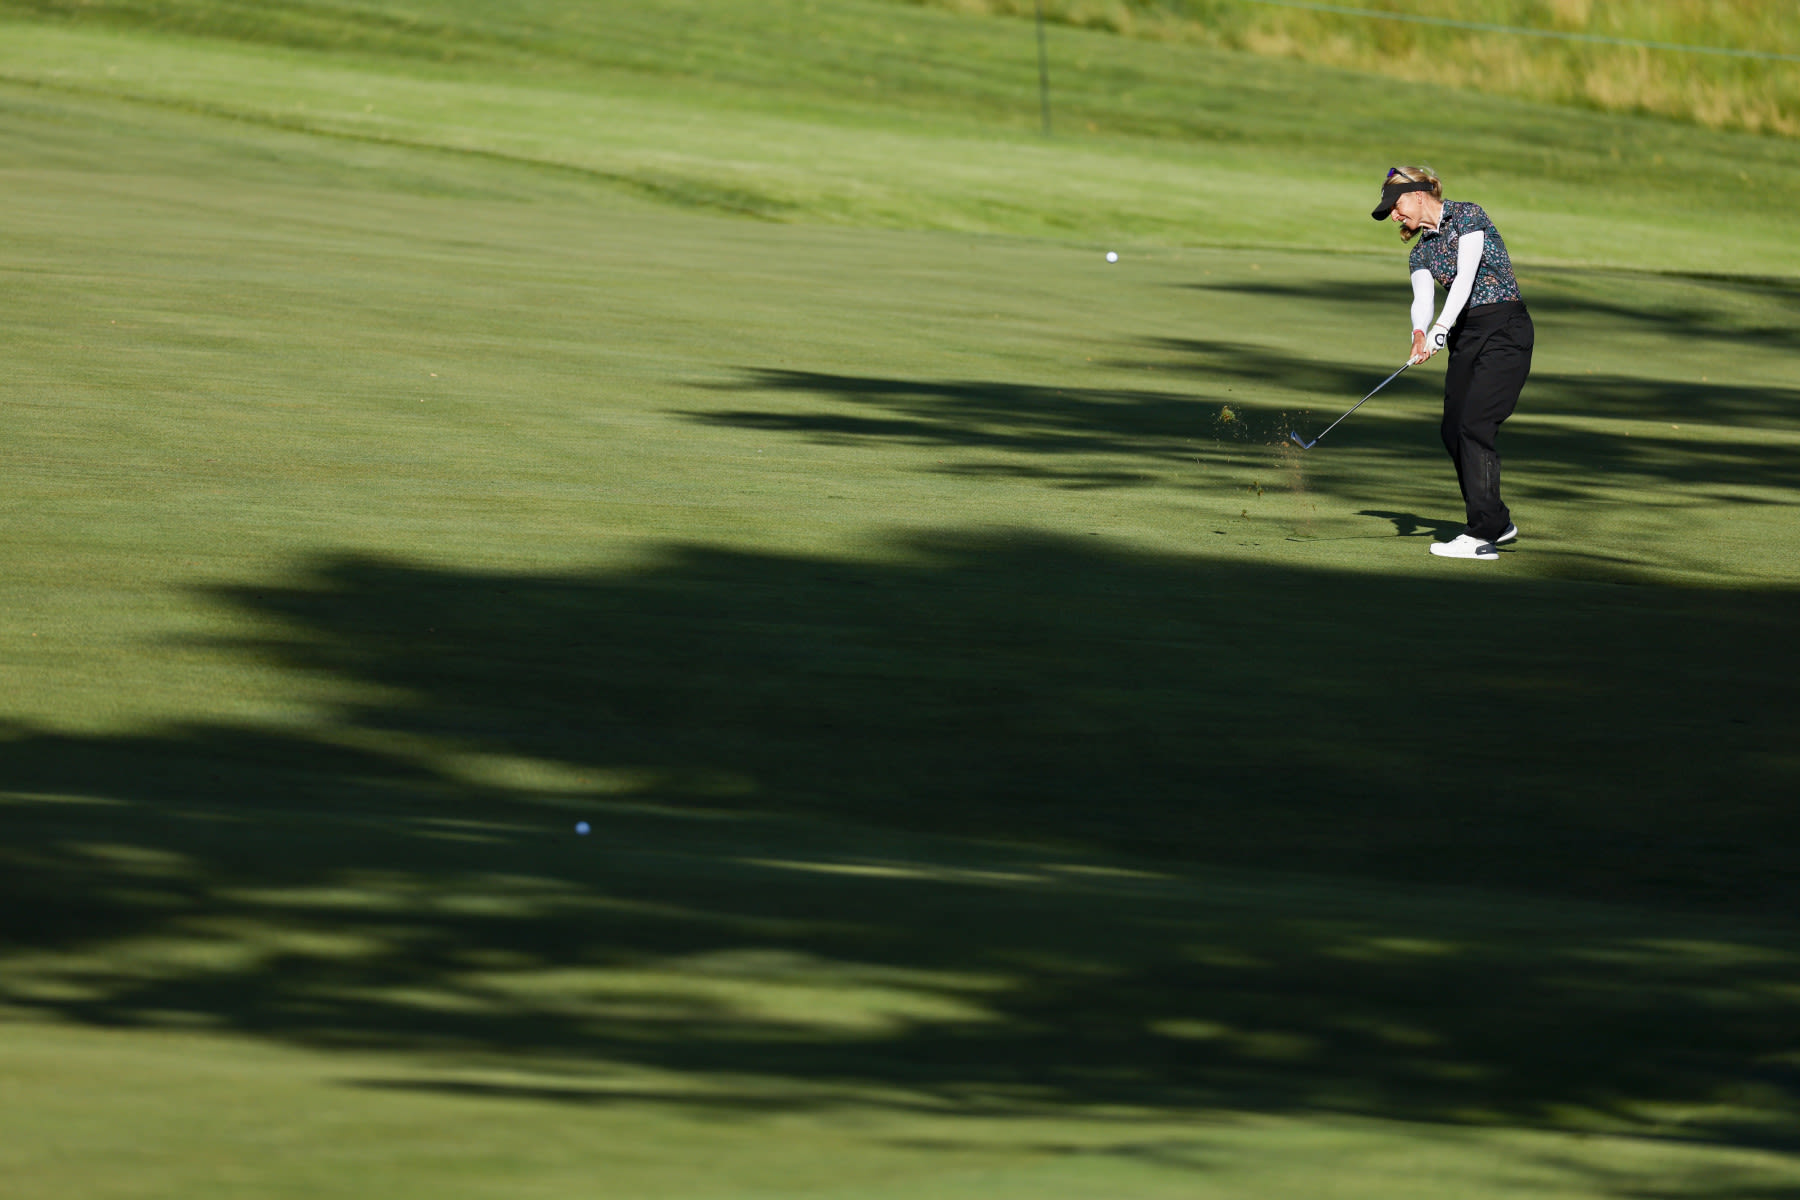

{"left": 3, "top": 3, "right": 1798, "bottom": 1197}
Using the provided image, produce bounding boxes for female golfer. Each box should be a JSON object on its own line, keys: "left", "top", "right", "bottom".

{"left": 1372, "top": 166, "right": 1533, "bottom": 560}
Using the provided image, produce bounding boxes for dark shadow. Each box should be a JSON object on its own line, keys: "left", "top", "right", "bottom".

{"left": 690, "top": 369, "right": 1218, "bottom": 488}
{"left": 694, "top": 353, "right": 1800, "bottom": 505}
{"left": 1357, "top": 510, "right": 1463, "bottom": 539}
{"left": 1179, "top": 267, "right": 1800, "bottom": 357}
{"left": 1148, "top": 336, "right": 1800, "bottom": 436}
{"left": 4, "top": 534, "right": 1798, "bottom": 1172}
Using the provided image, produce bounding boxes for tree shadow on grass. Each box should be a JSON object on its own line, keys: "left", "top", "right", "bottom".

{"left": 691, "top": 369, "right": 1217, "bottom": 482}
{"left": 1179, "top": 268, "right": 1800, "bottom": 359}
{"left": 4, "top": 533, "right": 1799, "bottom": 1176}
{"left": 694, "top": 353, "right": 1800, "bottom": 505}
{"left": 1149, "top": 336, "right": 1800, "bottom": 442}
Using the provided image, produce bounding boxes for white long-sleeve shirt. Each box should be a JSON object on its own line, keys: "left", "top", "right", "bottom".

{"left": 1411, "top": 229, "right": 1485, "bottom": 337}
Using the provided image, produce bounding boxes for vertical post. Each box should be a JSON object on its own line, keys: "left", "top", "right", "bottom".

{"left": 1035, "top": 0, "right": 1052, "bottom": 136}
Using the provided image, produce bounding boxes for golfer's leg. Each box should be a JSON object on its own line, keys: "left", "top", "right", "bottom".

{"left": 1441, "top": 350, "right": 1478, "bottom": 514}
{"left": 1457, "top": 333, "right": 1532, "bottom": 542}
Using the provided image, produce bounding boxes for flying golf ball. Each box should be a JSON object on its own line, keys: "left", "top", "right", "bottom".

{"left": 1105, "top": 251, "right": 1118, "bottom": 263}
{"left": 575, "top": 821, "right": 590, "bottom": 835}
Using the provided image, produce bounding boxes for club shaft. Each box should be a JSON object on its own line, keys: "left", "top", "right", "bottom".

{"left": 1305, "top": 361, "right": 1410, "bottom": 445}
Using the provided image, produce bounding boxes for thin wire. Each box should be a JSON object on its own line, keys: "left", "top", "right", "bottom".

{"left": 1226, "top": 0, "right": 1800, "bottom": 64}
{"left": 1035, "top": 0, "right": 1053, "bottom": 136}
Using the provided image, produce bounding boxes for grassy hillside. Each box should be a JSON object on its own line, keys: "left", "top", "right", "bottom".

{"left": 2, "top": 3, "right": 1798, "bottom": 1198}
{"left": 907, "top": 0, "right": 1800, "bottom": 134}
{"left": 1, "top": 0, "right": 1796, "bottom": 273}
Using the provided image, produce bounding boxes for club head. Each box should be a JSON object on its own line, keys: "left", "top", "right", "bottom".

{"left": 1289, "top": 431, "right": 1316, "bottom": 450}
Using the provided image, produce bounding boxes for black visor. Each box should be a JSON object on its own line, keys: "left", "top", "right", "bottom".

{"left": 1372, "top": 179, "right": 1435, "bottom": 220}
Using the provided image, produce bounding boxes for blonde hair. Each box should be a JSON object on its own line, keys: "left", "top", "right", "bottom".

{"left": 1387, "top": 165, "right": 1442, "bottom": 242}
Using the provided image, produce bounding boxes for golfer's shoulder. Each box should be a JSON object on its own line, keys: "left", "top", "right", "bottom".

{"left": 1446, "top": 200, "right": 1495, "bottom": 232}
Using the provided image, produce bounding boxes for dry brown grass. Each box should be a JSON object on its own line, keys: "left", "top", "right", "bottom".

{"left": 898, "top": 0, "right": 1799, "bottom": 135}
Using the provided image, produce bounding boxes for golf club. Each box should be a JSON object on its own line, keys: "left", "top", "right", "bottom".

{"left": 1289, "top": 360, "right": 1412, "bottom": 450}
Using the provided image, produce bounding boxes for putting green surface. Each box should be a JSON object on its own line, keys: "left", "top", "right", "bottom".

{"left": 3, "top": 3, "right": 1798, "bottom": 1197}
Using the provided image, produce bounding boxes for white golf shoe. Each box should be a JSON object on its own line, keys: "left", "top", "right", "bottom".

{"left": 1494, "top": 523, "right": 1518, "bottom": 545}
{"left": 1429, "top": 533, "right": 1498, "bottom": 560}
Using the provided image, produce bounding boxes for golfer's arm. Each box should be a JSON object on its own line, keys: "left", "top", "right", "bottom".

{"left": 1433, "top": 230, "right": 1485, "bottom": 334}
{"left": 1410, "top": 269, "right": 1434, "bottom": 333}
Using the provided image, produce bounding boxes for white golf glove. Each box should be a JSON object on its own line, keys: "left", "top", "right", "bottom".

{"left": 1427, "top": 323, "right": 1450, "bottom": 351}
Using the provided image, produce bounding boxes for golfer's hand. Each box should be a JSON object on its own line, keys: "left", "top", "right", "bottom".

{"left": 1409, "top": 328, "right": 1431, "bottom": 365}
{"left": 1410, "top": 324, "right": 1450, "bottom": 364}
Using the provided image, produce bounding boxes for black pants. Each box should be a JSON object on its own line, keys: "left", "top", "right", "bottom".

{"left": 1441, "top": 301, "right": 1533, "bottom": 542}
